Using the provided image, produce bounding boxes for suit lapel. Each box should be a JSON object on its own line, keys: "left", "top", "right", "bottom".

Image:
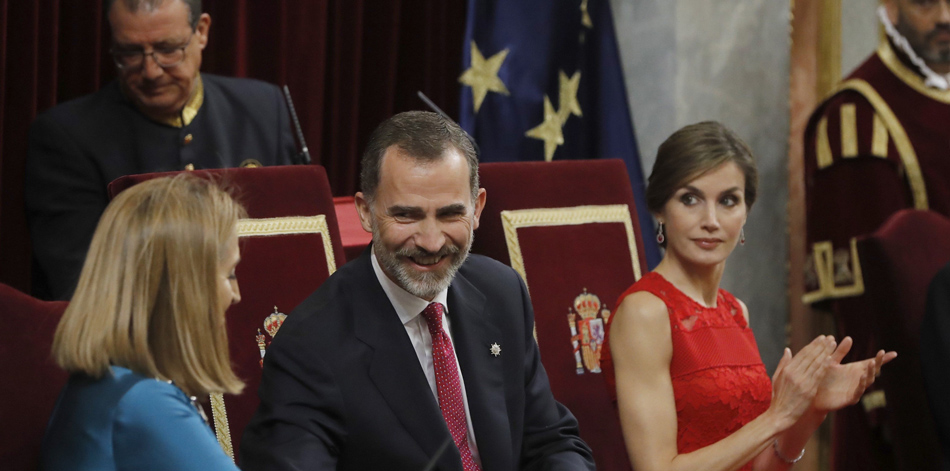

{"left": 448, "top": 271, "right": 513, "bottom": 471}
{"left": 350, "top": 250, "right": 463, "bottom": 470}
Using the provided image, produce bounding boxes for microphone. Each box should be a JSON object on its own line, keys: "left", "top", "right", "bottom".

{"left": 282, "top": 85, "right": 312, "bottom": 165}
{"left": 416, "top": 91, "right": 481, "bottom": 160}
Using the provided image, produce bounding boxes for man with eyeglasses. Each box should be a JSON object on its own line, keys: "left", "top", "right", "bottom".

{"left": 25, "top": 0, "right": 297, "bottom": 300}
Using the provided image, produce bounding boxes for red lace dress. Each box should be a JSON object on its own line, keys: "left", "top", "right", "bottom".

{"left": 614, "top": 272, "right": 772, "bottom": 470}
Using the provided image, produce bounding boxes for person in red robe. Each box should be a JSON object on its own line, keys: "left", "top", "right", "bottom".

{"left": 803, "top": 2, "right": 950, "bottom": 469}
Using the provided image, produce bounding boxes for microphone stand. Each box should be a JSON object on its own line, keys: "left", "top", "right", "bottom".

{"left": 283, "top": 85, "right": 312, "bottom": 165}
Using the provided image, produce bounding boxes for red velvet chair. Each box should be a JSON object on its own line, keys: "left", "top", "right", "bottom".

{"left": 472, "top": 159, "right": 648, "bottom": 470}
{"left": 850, "top": 209, "right": 950, "bottom": 471}
{"left": 109, "top": 165, "right": 345, "bottom": 464}
{"left": 0, "top": 283, "right": 69, "bottom": 470}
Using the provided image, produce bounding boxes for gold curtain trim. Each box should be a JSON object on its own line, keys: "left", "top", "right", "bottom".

{"left": 210, "top": 215, "right": 338, "bottom": 456}
{"left": 817, "top": 116, "right": 833, "bottom": 169}
{"left": 840, "top": 103, "right": 858, "bottom": 158}
{"left": 210, "top": 393, "right": 234, "bottom": 460}
{"left": 871, "top": 113, "right": 889, "bottom": 158}
{"left": 802, "top": 238, "right": 865, "bottom": 304}
{"left": 877, "top": 39, "right": 950, "bottom": 104}
{"left": 828, "top": 79, "right": 928, "bottom": 210}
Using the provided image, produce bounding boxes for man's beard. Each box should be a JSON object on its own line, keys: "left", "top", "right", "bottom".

{"left": 898, "top": 16, "right": 950, "bottom": 66}
{"left": 373, "top": 224, "right": 474, "bottom": 300}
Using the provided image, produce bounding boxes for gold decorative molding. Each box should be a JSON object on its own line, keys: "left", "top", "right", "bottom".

{"left": 802, "top": 238, "right": 865, "bottom": 304}
{"left": 210, "top": 393, "right": 234, "bottom": 460}
{"left": 817, "top": 0, "right": 842, "bottom": 97}
{"left": 238, "top": 215, "right": 338, "bottom": 275}
{"left": 499, "top": 205, "right": 642, "bottom": 294}
{"left": 500, "top": 205, "right": 642, "bottom": 345}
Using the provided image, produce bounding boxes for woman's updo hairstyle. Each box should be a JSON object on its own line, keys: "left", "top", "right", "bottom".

{"left": 646, "top": 121, "right": 758, "bottom": 214}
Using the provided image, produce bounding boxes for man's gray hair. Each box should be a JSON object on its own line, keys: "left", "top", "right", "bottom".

{"left": 360, "top": 111, "right": 479, "bottom": 204}
{"left": 106, "top": 0, "right": 202, "bottom": 29}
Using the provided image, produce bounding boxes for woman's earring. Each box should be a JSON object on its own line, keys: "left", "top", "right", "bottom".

{"left": 739, "top": 228, "right": 746, "bottom": 245}
{"left": 656, "top": 222, "right": 665, "bottom": 244}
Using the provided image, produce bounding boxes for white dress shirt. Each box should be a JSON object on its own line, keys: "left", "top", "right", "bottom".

{"left": 371, "top": 251, "right": 481, "bottom": 465}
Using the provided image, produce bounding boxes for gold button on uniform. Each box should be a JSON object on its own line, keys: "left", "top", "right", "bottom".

{"left": 185, "top": 163, "right": 195, "bottom": 171}
{"left": 183, "top": 134, "right": 193, "bottom": 145}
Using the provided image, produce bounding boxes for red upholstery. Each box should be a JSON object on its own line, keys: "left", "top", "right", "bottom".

{"left": 0, "top": 283, "right": 68, "bottom": 470}
{"left": 853, "top": 209, "right": 950, "bottom": 471}
{"left": 333, "top": 196, "right": 373, "bottom": 262}
{"left": 472, "top": 159, "right": 648, "bottom": 470}
{"left": 109, "top": 165, "right": 344, "bottom": 464}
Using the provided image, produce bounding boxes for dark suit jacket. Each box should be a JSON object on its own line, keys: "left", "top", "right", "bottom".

{"left": 923, "top": 262, "right": 950, "bottom": 471}
{"left": 241, "top": 248, "right": 595, "bottom": 470}
{"left": 25, "top": 74, "right": 297, "bottom": 300}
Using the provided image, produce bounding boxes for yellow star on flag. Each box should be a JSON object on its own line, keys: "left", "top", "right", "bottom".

{"left": 557, "top": 70, "right": 583, "bottom": 122}
{"left": 525, "top": 96, "right": 565, "bottom": 162}
{"left": 458, "top": 41, "right": 510, "bottom": 113}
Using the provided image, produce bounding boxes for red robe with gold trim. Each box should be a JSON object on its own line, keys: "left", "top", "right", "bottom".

{"left": 803, "top": 39, "right": 950, "bottom": 471}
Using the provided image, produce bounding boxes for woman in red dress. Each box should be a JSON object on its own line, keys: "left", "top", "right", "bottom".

{"left": 608, "top": 122, "right": 896, "bottom": 471}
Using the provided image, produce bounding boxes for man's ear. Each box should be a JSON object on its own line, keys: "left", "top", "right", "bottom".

{"left": 472, "top": 188, "right": 487, "bottom": 230}
{"left": 354, "top": 192, "right": 374, "bottom": 233}
{"left": 196, "top": 13, "right": 211, "bottom": 50}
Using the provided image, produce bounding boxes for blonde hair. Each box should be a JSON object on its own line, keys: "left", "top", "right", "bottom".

{"left": 52, "top": 174, "right": 246, "bottom": 397}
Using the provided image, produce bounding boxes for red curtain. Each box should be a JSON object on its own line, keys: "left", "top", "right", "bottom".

{"left": 0, "top": 0, "right": 465, "bottom": 293}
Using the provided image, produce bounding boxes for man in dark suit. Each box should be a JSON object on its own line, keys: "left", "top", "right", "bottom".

{"left": 923, "top": 262, "right": 950, "bottom": 471}
{"left": 25, "top": 0, "right": 297, "bottom": 300}
{"left": 241, "top": 111, "right": 594, "bottom": 470}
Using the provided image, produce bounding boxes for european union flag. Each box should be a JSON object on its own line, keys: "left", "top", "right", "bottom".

{"left": 458, "top": 0, "right": 659, "bottom": 268}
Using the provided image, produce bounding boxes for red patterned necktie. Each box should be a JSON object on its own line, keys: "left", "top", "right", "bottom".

{"left": 420, "top": 302, "right": 481, "bottom": 471}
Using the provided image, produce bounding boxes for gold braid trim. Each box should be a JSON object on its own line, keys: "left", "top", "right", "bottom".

{"left": 238, "top": 216, "right": 338, "bottom": 275}
{"left": 500, "top": 205, "right": 642, "bottom": 343}
{"left": 802, "top": 238, "right": 865, "bottom": 304}
{"left": 210, "top": 393, "right": 234, "bottom": 460}
{"left": 827, "top": 79, "right": 928, "bottom": 210}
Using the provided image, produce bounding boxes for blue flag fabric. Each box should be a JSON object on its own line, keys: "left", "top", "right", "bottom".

{"left": 458, "top": 0, "right": 660, "bottom": 268}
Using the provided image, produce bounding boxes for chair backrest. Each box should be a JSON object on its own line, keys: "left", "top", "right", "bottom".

{"left": 109, "top": 165, "right": 345, "bottom": 464}
{"left": 472, "top": 159, "right": 648, "bottom": 470}
{"left": 855, "top": 209, "right": 950, "bottom": 471}
{"left": 0, "top": 283, "right": 69, "bottom": 470}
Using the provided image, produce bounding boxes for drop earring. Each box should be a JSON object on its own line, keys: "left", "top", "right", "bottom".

{"left": 739, "top": 228, "right": 746, "bottom": 245}
{"left": 656, "top": 222, "right": 665, "bottom": 244}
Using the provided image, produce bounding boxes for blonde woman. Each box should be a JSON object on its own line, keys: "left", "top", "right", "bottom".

{"left": 608, "top": 122, "right": 896, "bottom": 471}
{"left": 42, "top": 175, "right": 244, "bottom": 471}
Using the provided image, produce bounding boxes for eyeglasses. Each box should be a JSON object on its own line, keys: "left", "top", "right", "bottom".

{"left": 110, "top": 34, "right": 193, "bottom": 70}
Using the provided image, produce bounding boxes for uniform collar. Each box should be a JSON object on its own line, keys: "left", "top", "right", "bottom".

{"left": 153, "top": 73, "right": 205, "bottom": 128}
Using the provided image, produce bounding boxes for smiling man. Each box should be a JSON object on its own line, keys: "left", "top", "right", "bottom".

{"left": 25, "top": 0, "right": 297, "bottom": 300}
{"left": 802, "top": 1, "right": 950, "bottom": 469}
{"left": 242, "top": 111, "right": 594, "bottom": 471}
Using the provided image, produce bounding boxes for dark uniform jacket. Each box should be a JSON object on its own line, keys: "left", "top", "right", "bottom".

{"left": 25, "top": 73, "right": 297, "bottom": 300}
